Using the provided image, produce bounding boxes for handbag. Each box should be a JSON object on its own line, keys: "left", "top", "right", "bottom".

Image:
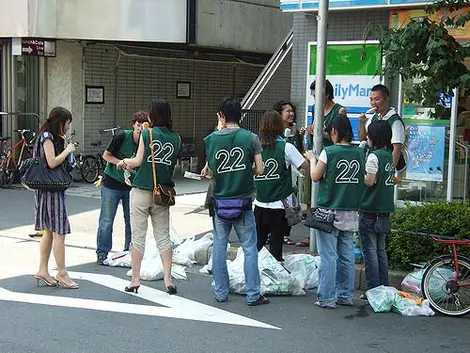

{"left": 19, "top": 142, "right": 72, "bottom": 191}
{"left": 282, "top": 195, "right": 302, "bottom": 227}
{"left": 212, "top": 198, "right": 252, "bottom": 221}
{"left": 304, "top": 208, "right": 335, "bottom": 233}
{"left": 149, "top": 127, "right": 176, "bottom": 207}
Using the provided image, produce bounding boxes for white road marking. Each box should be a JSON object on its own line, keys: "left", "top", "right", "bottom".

{"left": 0, "top": 271, "right": 280, "bottom": 330}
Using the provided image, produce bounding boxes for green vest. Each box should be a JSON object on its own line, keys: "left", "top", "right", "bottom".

{"left": 371, "top": 112, "right": 405, "bottom": 129}
{"left": 311, "top": 103, "right": 344, "bottom": 147}
{"left": 360, "top": 148, "right": 395, "bottom": 213}
{"left": 132, "top": 127, "right": 181, "bottom": 190}
{"left": 254, "top": 138, "right": 293, "bottom": 203}
{"left": 103, "top": 130, "right": 136, "bottom": 184}
{"left": 317, "top": 144, "right": 365, "bottom": 210}
{"left": 205, "top": 128, "right": 255, "bottom": 199}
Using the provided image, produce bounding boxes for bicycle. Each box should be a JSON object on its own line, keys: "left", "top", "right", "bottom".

{"left": 81, "top": 127, "right": 121, "bottom": 183}
{"left": 66, "top": 131, "right": 85, "bottom": 182}
{"left": 0, "top": 129, "right": 35, "bottom": 188}
{"left": 421, "top": 235, "right": 470, "bottom": 316}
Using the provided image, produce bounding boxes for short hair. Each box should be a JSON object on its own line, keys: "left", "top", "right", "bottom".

{"left": 371, "top": 84, "right": 390, "bottom": 98}
{"left": 132, "top": 110, "right": 149, "bottom": 124}
{"left": 218, "top": 97, "right": 241, "bottom": 124}
{"left": 148, "top": 99, "right": 173, "bottom": 131}
{"left": 367, "top": 120, "right": 392, "bottom": 149}
{"left": 327, "top": 114, "right": 353, "bottom": 143}
{"left": 310, "top": 80, "right": 334, "bottom": 100}
{"left": 273, "top": 100, "right": 294, "bottom": 114}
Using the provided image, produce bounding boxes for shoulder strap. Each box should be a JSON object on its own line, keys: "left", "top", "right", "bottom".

{"left": 149, "top": 127, "right": 158, "bottom": 189}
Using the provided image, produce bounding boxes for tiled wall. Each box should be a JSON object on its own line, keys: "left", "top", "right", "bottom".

{"left": 290, "top": 10, "right": 390, "bottom": 124}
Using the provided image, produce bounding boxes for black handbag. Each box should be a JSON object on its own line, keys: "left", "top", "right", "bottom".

{"left": 304, "top": 208, "right": 335, "bottom": 233}
{"left": 19, "top": 142, "right": 72, "bottom": 191}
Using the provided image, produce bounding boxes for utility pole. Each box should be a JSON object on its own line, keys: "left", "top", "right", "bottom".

{"left": 310, "top": 0, "right": 329, "bottom": 253}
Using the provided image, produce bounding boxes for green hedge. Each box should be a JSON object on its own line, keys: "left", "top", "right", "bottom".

{"left": 389, "top": 201, "right": 470, "bottom": 270}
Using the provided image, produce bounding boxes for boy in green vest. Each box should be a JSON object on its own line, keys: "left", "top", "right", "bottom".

{"left": 359, "top": 120, "right": 395, "bottom": 293}
{"left": 96, "top": 111, "right": 148, "bottom": 265}
{"left": 202, "top": 97, "right": 269, "bottom": 306}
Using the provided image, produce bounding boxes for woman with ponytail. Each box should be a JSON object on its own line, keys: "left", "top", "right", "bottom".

{"left": 34, "top": 107, "right": 78, "bottom": 289}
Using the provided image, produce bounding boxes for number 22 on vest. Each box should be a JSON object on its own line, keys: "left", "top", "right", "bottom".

{"left": 215, "top": 147, "right": 246, "bottom": 174}
{"left": 335, "top": 159, "right": 360, "bottom": 184}
{"left": 254, "top": 158, "right": 280, "bottom": 181}
{"left": 147, "top": 140, "right": 174, "bottom": 165}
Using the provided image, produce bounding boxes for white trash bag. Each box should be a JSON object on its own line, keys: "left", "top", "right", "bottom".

{"left": 173, "top": 233, "right": 214, "bottom": 266}
{"left": 103, "top": 251, "right": 131, "bottom": 267}
{"left": 392, "top": 295, "right": 435, "bottom": 317}
{"left": 366, "top": 285, "right": 398, "bottom": 313}
{"left": 283, "top": 254, "right": 321, "bottom": 290}
{"left": 401, "top": 268, "right": 454, "bottom": 301}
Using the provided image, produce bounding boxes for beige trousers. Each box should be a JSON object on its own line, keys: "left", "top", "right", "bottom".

{"left": 130, "top": 188, "right": 171, "bottom": 254}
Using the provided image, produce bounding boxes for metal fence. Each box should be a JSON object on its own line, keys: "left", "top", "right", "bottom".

{"left": 240, "top": 109, "right": 265, "bottom": 135}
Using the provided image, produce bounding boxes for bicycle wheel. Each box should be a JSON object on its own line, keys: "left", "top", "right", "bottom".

{"left": 81, "top": 155, "right": 100, "bottom": 183}
{"left": 70, "top": 164, "right": 84, "bottom": 182}
{"left": 421, "top": 254, "right": 470, "bottom": 316}
{"left": 2, "top": 164, "right": 16, "bottom": 188}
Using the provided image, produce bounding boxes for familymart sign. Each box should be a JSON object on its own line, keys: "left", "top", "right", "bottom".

{"left": 306, "top": 41, "right": 382, "bottom": 125}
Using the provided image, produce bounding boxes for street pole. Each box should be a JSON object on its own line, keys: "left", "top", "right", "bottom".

{"left": 447, "top": 87, "right": 459, "bottom": 202}
{"left": 310, "top": 0, "right": 329, "bottom": 253}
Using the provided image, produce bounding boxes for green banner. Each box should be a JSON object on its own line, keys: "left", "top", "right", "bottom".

{"left": 309, "top": 44, "right": 381, "bottom": 76}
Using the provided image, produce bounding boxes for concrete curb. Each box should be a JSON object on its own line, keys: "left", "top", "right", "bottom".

{"left": 194, "top": 245, "right": 408, "bottom": 292}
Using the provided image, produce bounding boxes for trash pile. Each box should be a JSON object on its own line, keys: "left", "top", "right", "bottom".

{"left": 201, "top": 248, "right": 321, "bottom": 296}
{"left": 366, "top": 285, "right": 434, "bottom": 316}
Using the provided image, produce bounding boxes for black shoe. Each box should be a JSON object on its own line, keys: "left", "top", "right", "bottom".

{"left": 247, "top": 295, "right": 270, "bottom": 306}
{"left": 97, "top": 254, "right": 107, "bottom": 265}
{"left": 166, "top": 286, "right": 177, "bottom": 295}
{"left": 359, "top": 293, "right": 368, "bottom": 300}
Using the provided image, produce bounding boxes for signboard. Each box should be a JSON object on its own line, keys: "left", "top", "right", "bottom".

{"left": 281, "top": 0, "right": 431, "bottom": 12}
{"left": 21, "top": 38, "right": 56, "bottom": 57}
{"left": 405, "top": 124, "right": 446, "bottom": 182}
{"left": 86, "top": 86, "right": 105, "bottom": 104}
{"left": 389, "top": 6, "right": 470, "bottom": 40}
{"left": 306, "top": 41, "right": 382, "bottom": 139}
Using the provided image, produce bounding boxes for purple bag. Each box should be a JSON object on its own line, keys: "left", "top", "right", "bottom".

{"left": 212, "top": 198, "right": 252, "bottom": 221}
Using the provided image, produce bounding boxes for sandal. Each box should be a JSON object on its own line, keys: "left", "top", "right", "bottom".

{"left": 283, "top": 236, "right": 295, "bottom": 245}
{"left": 295, "top": 238, "right": 310, "bottom": 247}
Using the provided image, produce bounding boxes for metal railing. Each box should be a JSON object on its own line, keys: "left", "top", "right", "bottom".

{"left": 240, "top": 109, "right": 265, "bottom": 134}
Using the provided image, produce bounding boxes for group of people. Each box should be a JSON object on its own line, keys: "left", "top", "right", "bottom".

{"left": 31, "top": 82, "right": 405, "bottom": 308}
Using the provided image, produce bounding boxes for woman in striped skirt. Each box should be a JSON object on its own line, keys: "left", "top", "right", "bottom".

{"left": 34, "top": 107, "right": 78, "bottom": 289}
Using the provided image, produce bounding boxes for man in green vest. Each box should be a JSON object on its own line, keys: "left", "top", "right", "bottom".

{"left": 358, "top": 84, "right": 406, "bottom": 171}
{"left": 202, "top": 97, "right": 269, "bottom": 306}
{"left": 96, "top": 111, "right": 148, "bottom": 265}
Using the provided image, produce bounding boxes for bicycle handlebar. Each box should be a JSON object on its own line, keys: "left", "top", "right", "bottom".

{"left": 14, "top": 129, "right": 32, "bottom": 133}
{"left": 100, "top": 126, "right": 121, "bottom": 135}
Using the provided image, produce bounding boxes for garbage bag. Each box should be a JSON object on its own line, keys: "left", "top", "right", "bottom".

{"left": 125, "top": 258, "right": 187, "bottom": 281}
{"left": 173, "top": 233, "right": 213, "bottom": 266}
{"left": 401, "top": 268, "right": 454, "bottom": 302}
{"left": 103, "top": 251, "right": 131, "bottom": 267}
{"left": 392, "top": 294, "right": 434, "bottom": 316}
{"left": 366, "top": 285, "right": 398, "bottom": 313}
{"left": 283, "top": 254, "right": 321, "bottom": 290}
{"left": 227, "top": 247, "right": 302, "bottom": 296}
{"left": 199, "top": 244, "right": 230, "bottom": 275}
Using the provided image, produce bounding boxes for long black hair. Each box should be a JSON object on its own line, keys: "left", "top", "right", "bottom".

{"left": 327, "top": 114, "right": 353, "bottom": 143}
{"left": 367, "top": 120, "right": 392, "bottom": 149}
{"left": 149, "top": 99, "right": 173, "bottom": 131}
{"left": 37, "top": 107, "right": 72, "bottom": 154}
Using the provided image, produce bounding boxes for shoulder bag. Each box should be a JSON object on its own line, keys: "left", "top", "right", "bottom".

{"left": 20, "top": 139, "right": 72, "bottom": 191}
{"left": 282, "top": 195, "right": 302, "bottom": 227}
{"left": 304, "top": 208, "right": 335, "bottom": 233}
{"left": 149, "top": 127, "right": 176, "bottom": 206}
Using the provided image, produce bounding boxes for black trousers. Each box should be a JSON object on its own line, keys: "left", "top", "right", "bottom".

{"left": 254, "top": 206, "right": 287, "bottom": 261}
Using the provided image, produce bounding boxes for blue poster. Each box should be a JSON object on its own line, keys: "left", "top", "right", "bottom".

{"left": 406, "top": 125, "right": 446, "bottom": 182}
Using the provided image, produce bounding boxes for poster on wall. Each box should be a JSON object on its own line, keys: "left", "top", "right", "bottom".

{"left": 306, "top": 41, "right": 382, "bottom": 140}
{"left": 405, "top": 124, "right": 446, "bottom": 182}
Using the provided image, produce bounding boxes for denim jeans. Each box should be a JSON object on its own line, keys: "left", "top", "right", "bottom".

{"left": 96, "top": 186, "right": 132, "bottom": 256}
{"left": 316, "top": 228, "right": 355, "bottom": 307}
{"left": 211, "top": 210, "right": 260, "bottom": 303}
{"left": 359, "top": 212, "right": 389, "bottom": 290}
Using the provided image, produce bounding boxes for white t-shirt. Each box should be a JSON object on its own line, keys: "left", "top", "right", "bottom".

{"left": 365, "top": 153, "right": 379, "bottom": 184}
{"left": 254, "top": 142, "right": 305, "bottom": 209}
{"left": 365, "top": 107, "right": 405, "bottom": 145}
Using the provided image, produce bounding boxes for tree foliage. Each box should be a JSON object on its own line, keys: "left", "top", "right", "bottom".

{"left": 365, "top": 0, "right": 470, "bottom": 107}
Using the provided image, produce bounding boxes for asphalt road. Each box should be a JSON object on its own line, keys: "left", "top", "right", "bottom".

{"left": 0, "top": 188, "right": 469, "bottom": 353}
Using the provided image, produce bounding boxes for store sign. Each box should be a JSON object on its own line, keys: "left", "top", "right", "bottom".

{"left": 21, "top": 38, "right": 56, "bottom": 57}
{"left": 306, "top": 41, "right": 382, "bottom": 139}
{"left": 281, "top": 0, "right": 431, "bottom": 11}
{"left": 390, "top": 6, "right": 470, "bottom": 40}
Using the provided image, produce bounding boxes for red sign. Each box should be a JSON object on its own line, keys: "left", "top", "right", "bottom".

{"left": 21, "top": 39, "right": 56, "bottom": 57}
